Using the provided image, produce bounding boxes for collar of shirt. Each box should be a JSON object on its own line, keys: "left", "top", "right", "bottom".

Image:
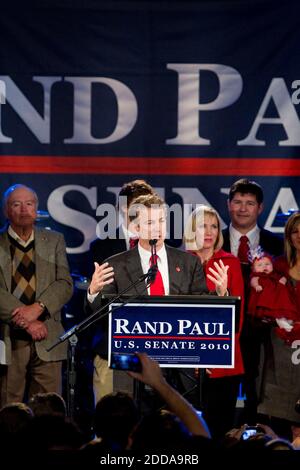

{"left": 8, "top": 225, "right": 34, "bottom": 248}
{"left": 229, "top": 224, "right": 260, "bottom": 257}
{"left": 138, "top": 243, "right": 169, "bottom": 295}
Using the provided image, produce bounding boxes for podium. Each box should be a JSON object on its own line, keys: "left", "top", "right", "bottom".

{"left": 108, "top": 294, "right": 240, "bottom": 409}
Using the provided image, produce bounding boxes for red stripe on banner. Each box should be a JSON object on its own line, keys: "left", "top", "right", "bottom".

{"left": 113, "top": 335, "right": 231, "bottom": 340}
{"left": 0, "top": 156, "right": 300, "bottom": 175}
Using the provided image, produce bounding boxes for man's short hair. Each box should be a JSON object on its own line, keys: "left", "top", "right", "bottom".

{"left": 229, "top": 178, "right": 263, "bottom": 204}
{"left": 128, "top": 193, "right": 165, "bottom": 223}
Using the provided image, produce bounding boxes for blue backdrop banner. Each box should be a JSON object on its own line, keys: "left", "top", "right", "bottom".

{"left": 0, "top": 1, "right": 299, "bottom": 277}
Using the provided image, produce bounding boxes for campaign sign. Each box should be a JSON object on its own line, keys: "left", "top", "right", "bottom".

{"left": 108, "top": 300, "right": 236, "bottom": 368}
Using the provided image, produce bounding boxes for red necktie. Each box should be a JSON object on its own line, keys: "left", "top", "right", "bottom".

{"left": 237, "top": 235, "right": 249, "bottom": 263}
{"left": 149, "top": 255, "right": 165, "bottom": 295}
{"left": 129, "top": 237, "right": 138, "bottom": 249}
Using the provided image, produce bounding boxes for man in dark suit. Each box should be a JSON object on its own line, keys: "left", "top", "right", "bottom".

{"left": 88, "top": 180, "right": 155, "bottom": 404}
{"left": 222, "top": 178, "right": 284, "bottom": 424}
{"left": 222, "top": 179, "right": 283, "bottom": 271}
{"left": 88, "top": 193, "right": 229, "bottom": 403}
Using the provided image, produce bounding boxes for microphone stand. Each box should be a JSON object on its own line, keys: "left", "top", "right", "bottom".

{"left": 49, "top": 239, "right": 160, "bottom": 351}
{"left": 47, "top": 240, "right": 159, "bottom": 416}
{"left": 149, "top": 238, "right": 158, "bottom": 284}
{"left": 47, "top": 267, "right": 156, "bottom": 353}
{"left": 66, "top": 334, "right": 78, "bottom": 418}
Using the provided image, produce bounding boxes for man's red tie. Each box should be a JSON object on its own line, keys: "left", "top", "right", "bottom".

{"left": 149, "top": 254, "right": 165, "bottom": 295}
{"left": 237, "top": 235, "right": 249, "bottom": 263}
{"left": 129, "top": 237, "right": 138, "bottom": 249}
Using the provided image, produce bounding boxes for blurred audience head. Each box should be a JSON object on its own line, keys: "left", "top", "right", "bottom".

{"left": 0, "top": 402, "right": 33, "bottom": 435}
{"left": 21, "top": 414, "right": 83, "bottom": 451}
{"left": 28, "top": 392, "right": 67, "bottom": 417}
{"left": 94, "top": 391, "right": 139, "bottom": 449}
{"left": 265, "top": 438, "right": 294, "bottom": 450}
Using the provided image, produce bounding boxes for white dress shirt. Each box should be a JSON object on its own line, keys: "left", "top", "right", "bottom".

{"left": 8, "top": 225, "right": 34, "bottom": 247}
{"left": 138, "top": 243, "right": 169, "bottom": 295}
{"left": 229, "top": 224, "right": 260, "bottom": 257}
{"left": 88, "top": 242, "right": 170, "bottom": 302}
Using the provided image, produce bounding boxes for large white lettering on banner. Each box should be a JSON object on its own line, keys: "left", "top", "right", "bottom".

{"left": 0, "top": 68, "right": 299, "bottom": 146}
{"left": 45, "top": 183, "right": 298, "bottom": 254}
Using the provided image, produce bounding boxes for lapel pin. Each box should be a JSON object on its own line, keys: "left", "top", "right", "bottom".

{"left": 176, "top": 266, "right": 181, "bottom": 272}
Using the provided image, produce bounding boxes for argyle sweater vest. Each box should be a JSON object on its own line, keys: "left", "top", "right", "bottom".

{"left": 9, "top": 234, "right": 36, "bottom": 305}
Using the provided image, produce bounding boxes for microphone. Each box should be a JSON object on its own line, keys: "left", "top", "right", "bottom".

{"left": 148, "top": 239, "right": 158, "bottom": 283}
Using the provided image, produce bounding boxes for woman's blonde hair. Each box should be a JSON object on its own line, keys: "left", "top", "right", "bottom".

{"left": 183, "top": 204, "right": 223, "bottom": 252}
{"left": 284, "top": 211, "right": 300, "bottom": 267}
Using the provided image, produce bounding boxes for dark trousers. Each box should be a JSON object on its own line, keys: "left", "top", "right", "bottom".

{"left": 202, "top": 374, "right": 242, "bottom": 440}
{"left": 240, "top": 317, "right": 271, "bottom": 424}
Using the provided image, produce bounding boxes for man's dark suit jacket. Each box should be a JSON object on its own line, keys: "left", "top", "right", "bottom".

{"left": 222, "top": 226, "right": 284, "bottom": 258}
{"left": 90, "top": 227, "right": 127, "bottom": 267}
{"left": 222, "top": 226, "right": 284, "bottom": 287}
{"left": 88, "top": 244, "right": 208, "bottom": 358}
{"left": 89, "top": 228, "right": 127, "bottom": 357}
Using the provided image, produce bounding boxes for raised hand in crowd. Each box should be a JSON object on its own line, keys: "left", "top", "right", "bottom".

{"left": 128, "top": 352, "right": 211, "bottom": 439}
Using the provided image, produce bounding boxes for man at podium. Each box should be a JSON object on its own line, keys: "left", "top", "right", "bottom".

{"left": 87, "top": 193, "right": 229, "bottom": 401}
